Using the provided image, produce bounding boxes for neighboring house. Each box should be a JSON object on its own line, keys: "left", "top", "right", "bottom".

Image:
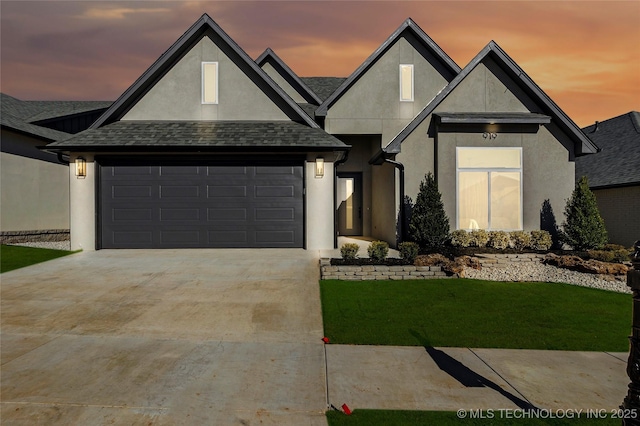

{"left": 0, "top": 93, "right": 110, "bottom": 243}
{"left": 45, "top": 14, "right": 597, "bottom": 251}
{"left": 576, "top": 112, "right": 640, "bottom": 247}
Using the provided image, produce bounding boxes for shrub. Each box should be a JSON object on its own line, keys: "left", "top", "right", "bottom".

{"left": 604, "top": 244, "right": 626, "bottom": 251}
{"left": 487, "top": 231, "right": 510, "bottom": 249}
{"left": 450, "top": 230, "right": 471, "bottom": 248}
{"left": 340, "top": 243, "right": 360, "bottom": 260}
{"left": 510, "top": 231, "right": 531, "bottom": 251}
{"left": 408, "top": 173, "right": 450, "bottom": 249}
{"left": 367, "top": 241, "right": 389, "bottom": 262}
{"left": 469, "top": 229, "right": 489, "bottom": 248}
{"left": 530, "top": 230, "right": 553, "bottom": 251}
{"left": 560, "top": 176, "right": 608, "bottom": 250}
{"left": 398, "top": 242, "right": 419, "bottom": 263}
{"left": 589, "top": 248, "right": 631, "bottom": 263}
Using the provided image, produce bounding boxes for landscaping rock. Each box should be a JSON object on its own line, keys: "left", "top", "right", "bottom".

{"left": 543, "top": 254, "right": 629, "bottom": 276}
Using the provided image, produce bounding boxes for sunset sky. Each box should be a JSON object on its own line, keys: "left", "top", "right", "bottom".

{"left": 1, "top": 1, "right": 638, "bottom": 127}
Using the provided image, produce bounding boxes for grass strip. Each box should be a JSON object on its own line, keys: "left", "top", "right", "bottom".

{"left": 320, "top": 279, "right": 630, "bottom": 351}
{"left": 326, "top": 409, "right": 621, "bottom": 425}
{"left": 1, "top": 244, "right": 77, "bottom": 273}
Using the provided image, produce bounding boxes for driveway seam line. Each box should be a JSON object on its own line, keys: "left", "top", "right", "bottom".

{"left": 467, "top": 348, "right": 535, "bottom": 406}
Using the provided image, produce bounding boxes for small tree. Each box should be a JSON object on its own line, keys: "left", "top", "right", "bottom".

{"left": 409, "top": 173, "right": 450, "bottom": 249}
{"left": 560, "top": 176, "right": 608, "bottom": 250}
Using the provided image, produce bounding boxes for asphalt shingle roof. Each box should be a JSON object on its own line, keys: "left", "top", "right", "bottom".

{"left": 300, "top": 78, "right": 346, "bottom": 102}
{"left": 576, "top": 111, "right": 640, "bottom": 188}
{"left": 46, "top": 121, "right": 350, "bottom": 150}
{"left": 1, "top": 93, "right": 112, "bottom": 141}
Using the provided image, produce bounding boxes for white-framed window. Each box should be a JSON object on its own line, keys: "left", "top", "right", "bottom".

{"left": 456, "top": 147, "right": 523, "bottom": 230}
{"left": 399, "top": 64, "right": 414, "bottom": 102}
{"left": 202, "top": 62, "right": 218, "bottom": 104}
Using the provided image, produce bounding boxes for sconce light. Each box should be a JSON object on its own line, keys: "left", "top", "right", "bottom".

{"left": 75, "top": 157, "right": 86, "bottom": 178}
{"left": 315, "top": 157, "right": 325, "bottom": 178}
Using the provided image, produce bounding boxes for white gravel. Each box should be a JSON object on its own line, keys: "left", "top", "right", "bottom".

{"left": 464, "top": 261, "right": 630, "bottom": 294}
{"left": 9, "top": 241, "right": 72, "bottom": 251}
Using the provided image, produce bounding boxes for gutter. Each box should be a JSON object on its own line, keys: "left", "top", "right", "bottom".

{"left": 382, "top": 158, "right": 406, "bottom": 245}
{"left": 368, "top": 149, "right": 406, "bottom": 244}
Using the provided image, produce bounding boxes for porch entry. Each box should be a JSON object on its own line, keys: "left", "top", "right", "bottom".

{"left": 337, "top": 172, "right": 363, "bottom": 236}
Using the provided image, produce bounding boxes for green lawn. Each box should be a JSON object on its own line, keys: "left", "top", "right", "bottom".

{"left": 326, "top": 410, "right": 620, "bottom": 425}
{"left": 1, "top": 244, "right": 77, "bottom": 273}
{"left": 320, "top": 279, "right": 630, "bottom": 351}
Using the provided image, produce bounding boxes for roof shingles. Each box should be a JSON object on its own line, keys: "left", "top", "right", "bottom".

{"left": 46, "top": 121, "right": 349, "bottom": 150}
{"left": 576, "top": 112, "right": 640, "bottom": 188}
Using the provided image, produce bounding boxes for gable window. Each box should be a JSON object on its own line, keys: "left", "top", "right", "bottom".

{"left": 399, "top": 64, "right": 414, "bottom": 102}
{"left": 457, "top": 147, "right": 522, "bottom": 230}
{"left": 202, "top": 62, "right": 218, "bottom": 104}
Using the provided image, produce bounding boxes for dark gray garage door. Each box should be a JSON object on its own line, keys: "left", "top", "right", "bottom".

{"left": 99, "top": 158, "right": 304, "bottom": 248}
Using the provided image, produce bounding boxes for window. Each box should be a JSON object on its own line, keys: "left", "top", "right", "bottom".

{"left": 202, "top": 62, "right": 218, "bottom": 104}
{"left": 399, "top": 64, "right": 413, "bottom": 102}
{"left": 457, "top": 147, "right": 522, "bottom": 230}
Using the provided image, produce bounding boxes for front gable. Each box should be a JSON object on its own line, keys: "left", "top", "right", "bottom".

{"left": 93, "top": 14, "right": 316, "bottom": 128}
{"left": 256, "top": 48, "right": 321, "bottom": 105}
{"left": 383, "top": 41, "right": 599, "bottom": 157}
{"left": 123, "top": 36, "right": 289, "bottom": 121}
{"left": 316, "top": 18, "right": 460, "bottom": 138}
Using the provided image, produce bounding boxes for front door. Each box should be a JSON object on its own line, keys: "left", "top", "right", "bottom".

{"left": 337, "top": 172, "right": 363, "bottom": 236}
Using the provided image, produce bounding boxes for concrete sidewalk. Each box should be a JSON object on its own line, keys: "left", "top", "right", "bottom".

{"left": 326, "top": 345, "right": 629, "bottom": 412}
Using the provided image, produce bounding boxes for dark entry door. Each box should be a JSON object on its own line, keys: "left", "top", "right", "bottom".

{"left": 99, "top": 158, "right": 304, "bottom": 248}
{"left": 337, "top": 172, "right": 362, "bottom": 236}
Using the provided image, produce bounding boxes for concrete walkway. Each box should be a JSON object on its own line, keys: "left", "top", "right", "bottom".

{"left": 1, "top": 249, "right": 631, "bottom": 424}
{"left": 326, "top": 345, "right": 629, "bottom": 413}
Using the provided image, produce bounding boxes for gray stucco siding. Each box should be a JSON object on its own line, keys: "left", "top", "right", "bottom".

{"left": 395, "top": 56, "right": 575, "bottom": 233}
{"left": 122, "top": 37, "right": 289, "bottom": 121}
{"left": 593, "top": 186, "right": 640, "bottom": 247}
{"left": 324, "top": 36, "right": 449, "bottom": 141}
{"left": 261, "top": 62, "right": 306, "bottom": 104}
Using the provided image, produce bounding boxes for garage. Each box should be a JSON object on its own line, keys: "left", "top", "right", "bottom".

{"left": 98, "top": 157, "right": 304, "bottom": 248}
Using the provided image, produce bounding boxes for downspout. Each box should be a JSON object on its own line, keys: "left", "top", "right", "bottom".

{"left": 382, "top": 158, "right": 405, "bottom": 245}
{"left": 333, "top": 150, "right": 350, "bottom": 248}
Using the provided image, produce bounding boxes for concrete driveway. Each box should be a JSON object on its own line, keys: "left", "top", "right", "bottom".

{"left": 1, "top": 249, "right": 327, "bottom": 425}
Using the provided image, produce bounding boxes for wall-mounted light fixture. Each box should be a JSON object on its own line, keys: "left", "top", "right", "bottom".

{"left": 315, "top": 157, "right": 325, "bottom": 178}
{"left": 75, "top": 157, "right": 86, "bottom": 178}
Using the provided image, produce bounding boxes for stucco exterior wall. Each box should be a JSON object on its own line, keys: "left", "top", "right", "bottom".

{"left": 593, "top": 186, "right": 640, "bottom": 247}
{"left": 306, "top": 160, "right": 335, "bottom": 250}
{"left": 395, "top": 56, "right": 574, "bottom": 232}
{"left": 261, "top": 62, "right": 306, "bottom": 103}
{"left": 69, "top": 153, "right": 96, "bottom": 251}
{"left": 371, "top": 162, "right": 397, "bottom": 245}
{"left": 1, "top": 151, "right": 69, "bottom": 232}
{"left": 334, "top": 135, "right": 378, "bottom": 237}
{"left": 122, "top": 37, "right": 289, "bottom": 121}
{"left": 324, "top": 35, "right": 449, "bottom": 146}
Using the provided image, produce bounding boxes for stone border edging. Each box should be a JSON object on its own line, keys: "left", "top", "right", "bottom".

{"left": 320, "top": 258, "right": 447, "bottom": 280}
{"left": 0, "top": 229, "right": 70, "bottom": 244}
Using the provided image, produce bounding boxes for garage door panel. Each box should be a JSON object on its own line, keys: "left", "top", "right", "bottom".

{"left": 207, "top": 208, "right": 247, "bottom": 221}
{"left": 100, "top": 160, "right": 303, "bottom": 248}
{"left": 113, "top": 208, "right": 153, "bottom": 222}
{"left": 159, "top": 208, "right": 200, "bottom": 222}
{"left": 112, "top": 185, "right": 152, "bottom": 199}
{"left": 160, "top": 230, "right": 200, "bottom": 245}
{"left": 208, "top": 186, "right": 247, "bottom": 198}
{"left": 255, "top": 208, "right": 295, "bottom": 221}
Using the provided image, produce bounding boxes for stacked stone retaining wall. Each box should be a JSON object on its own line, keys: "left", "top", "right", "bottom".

{"left": 0, "top": 229, "right": 70, "bottom": 244}
{"left": 473, "top": 253, "right": 546, "bottom": 268}
{"left": 320, "top": 259, "right": 447, "bottom": 280}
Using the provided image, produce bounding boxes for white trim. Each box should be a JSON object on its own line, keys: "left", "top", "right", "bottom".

{"left": 456, "top": 147, "right": 523, "bottom": 231}
{"left": 399, "top": 64, "right": 414, "bottom": 102}
{"left": 201, "top": 62, "right": 218, "bottom": 104}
